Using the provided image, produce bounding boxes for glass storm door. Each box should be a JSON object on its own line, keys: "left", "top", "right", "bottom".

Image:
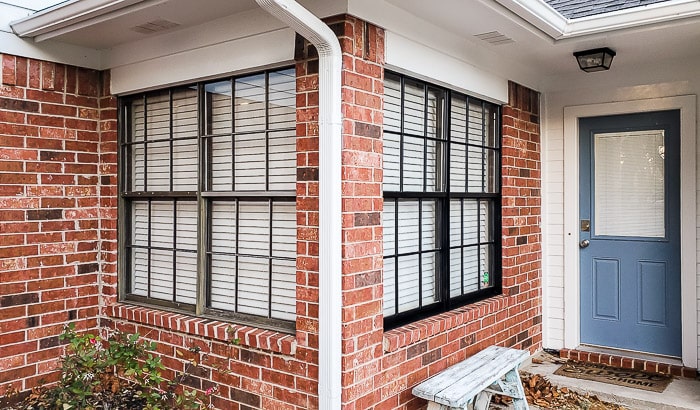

{"left": 579, "top": 110, "right": 681, "bottom": 357}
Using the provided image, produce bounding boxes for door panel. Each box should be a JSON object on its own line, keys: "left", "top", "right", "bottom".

{"left": 579, "top": 110, "right": 681, "bottom": 357}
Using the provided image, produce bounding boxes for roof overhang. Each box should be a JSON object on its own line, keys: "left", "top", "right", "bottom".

{"left": 10, "top": 0, "right": 164, "bottom": 41}
{"left": 496, "top": 0, "right": 700, "bottom": 39}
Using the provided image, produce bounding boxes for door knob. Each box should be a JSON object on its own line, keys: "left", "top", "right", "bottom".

{"left": 579, "top": 239, "right": 590, "bottom": 249}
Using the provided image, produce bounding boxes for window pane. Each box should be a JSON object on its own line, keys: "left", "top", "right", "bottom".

{"left": 422, "top": 200, "right": 438, "bottom": 250}
{"left": 270, "top": 258, "right": 295, "bottom": 321}
{"left": 383, "top": 257, "right": 396, "bottom": 316}
{"left": 402, "top": 135, "right": 424, "bottom": 192}
{"left": 403, "top": 80, "right": 425, "bottom": 135}
{"left": 383, "top": 200, "right": 396, "bottom": 255}
{"left": 425, "top": 139, "right": 439, "bottom": 192}
{"left": 172, "top": 138, "right": 198, "bottom": 191}
{"left": 238, "top": 202, "right": 270, "bottom": 256}
{"left": 235, "top": 74, "right": 266, "bottom": 133}
{"left": 484, "top": 104, "right": 498, "bottom": 148}
{"left": 397, "top": 201, "right": 419, "bottom": 254}
{"left": 205, "top": 81, "right": 232, "bottom": 135}
{"left": 175, "top": 201, "right": 197, "bottom": 304}
{"left": 468, "top": 101, "right": 484, "bottom": 145}
{"left": 131, "top": 248, "right": 148, "bottom": 297}
{"left": 383, "top": 132, "right": 400, "bottom": 191}
{"left": 450, "top": 141, "right": 467, "bottom": 193}
{"left": 147, "top": 141, "right": 170, "bottom": 191}
{"left": 486, "top": 148, "right": 499, "bottom": 193}
{"left": 449, "top": 248, "right": 461, "bottom": 297}
{"left": 237, "top": 256, "right": 269, "bottom": 317}
{"left": 397, "top": 254, "right": 419, "bottom": 313}
{"left": 234, "top": 133, "right": 266, "bottom": 191}
{"left": 268, "top": 130, "right": 296, "bottom": 191}
{"left": 268, "top": 69, "right": 296, "bottom": 129}
{"left": 480, "top": 245, "right": 493, "bottom": 289}
{"left": 131, "top": 143, "right": 145, "bottom": 191}
{"left": 421, "top": 251, "right": 439, "bottom": 306}
{"left": 146, "top": 92, "right": 170, "bottom": 141}
{"left": 450, "top": 95, "right": 467, "bottom": 145}
{"left": 463, "top": 246, "right": 479, "bottom": 293}
{"left": 131, "top": 98, "right": 145, "bottom": 142}
{"left": 449, "top": 200, "right": 461, "bottom": 247}
{"left": 464, "top": 200, "right": 478, "bottom": 245}
{"left": 150, "top": 248, "right": 173, "bottom": 301}
{"left": 272, "top": 202, "right": 296, "bottom": 259}
{"left": 594, "top": 130, "right": 665, "bottom": 237}
{"left": 172, "top": 88, "right": 198, "bottom": 139}
{"left": 480, "top": 200, "right": 492, "bottom": 243}
{"left": 210, "top": 135, "right": 233, "bottom": 191}
{"left": 468, "top": 146, "right": 484, "bottom": 192}
{"left": 384, "top": 74, "right": 401, "bottom": 133}
{"left": 210, "top": 253, "right": 236, "bottom": 311}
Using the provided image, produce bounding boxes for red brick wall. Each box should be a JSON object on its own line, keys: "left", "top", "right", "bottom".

{"left": 341, "top": 81, "right": 542, "bottom": 409}
{"left": 0, "top": 54, "right": 113, "bottom": 393}
{"left": 0, "top": 26, "right": 541, "bottom": 410}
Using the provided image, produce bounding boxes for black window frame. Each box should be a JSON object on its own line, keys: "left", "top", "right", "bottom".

{"left": 117, "top": 67, "right": 298, "bottom": 333}
{"left": 382, "top": 71, "right": 502, "bottom": 330}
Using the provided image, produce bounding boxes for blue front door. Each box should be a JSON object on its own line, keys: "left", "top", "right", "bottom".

{"left": 579, "top": 110, "right": 681, "bottom": 357}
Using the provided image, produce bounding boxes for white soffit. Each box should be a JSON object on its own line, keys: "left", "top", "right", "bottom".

{"left": 495, "top": 0, "right": 700, "bottom": 39}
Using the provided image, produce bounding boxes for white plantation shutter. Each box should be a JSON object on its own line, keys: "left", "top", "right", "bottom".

{"left": 149, "top": 201, "right": 174, "bottom": 300}
{"left": 383, "top": 76, "right": 401, "bottom": 191}
{"left": 450, "top": 96, "right": 467, "bottom": 193}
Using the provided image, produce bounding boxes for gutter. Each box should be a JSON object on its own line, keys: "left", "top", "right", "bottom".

{"left": 255, "top": 1, "right": 343, "bottom": 409}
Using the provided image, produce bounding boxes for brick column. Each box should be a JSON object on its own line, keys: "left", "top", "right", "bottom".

{"left": 0, "top": 55, "right": 105, "bottom": 393}
{"left": 500, "top": 81, "right": 542, "bottom": 350}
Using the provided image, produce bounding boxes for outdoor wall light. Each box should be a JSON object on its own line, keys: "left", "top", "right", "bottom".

{"left": 573, "top": 47, "right": 616, "bottom": 72}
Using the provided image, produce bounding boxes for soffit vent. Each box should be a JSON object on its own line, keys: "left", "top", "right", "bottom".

{"left": 474, "top": 31, "right": 515, "bottom": 45}
{"left": 131, "top": 19, "right": 180, "bottom": 34}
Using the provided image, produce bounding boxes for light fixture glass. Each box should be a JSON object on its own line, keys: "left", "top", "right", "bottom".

{"left": 573, "top": 47, "right": 616, "bottom": 72}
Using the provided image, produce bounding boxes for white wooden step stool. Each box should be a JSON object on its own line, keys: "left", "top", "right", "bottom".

{"left": 412, "top": 345, "right": 530, "bottom": 410}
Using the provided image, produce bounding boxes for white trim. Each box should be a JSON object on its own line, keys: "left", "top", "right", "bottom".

{"left": 495, "top": 0, "right": 700, "bottom": 40}
{"left": 563, "top": 95, "right": 697, "bottom": 368}
{"left": 255, "top": 1, "right": 343, "bottom": 409}
{"left": 384, "top": 31, "right": 508, "bottom": 104}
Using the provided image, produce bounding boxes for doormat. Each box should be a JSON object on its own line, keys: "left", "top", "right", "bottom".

{"left": 553, "top": 362, "right": 672, "bottom": 393}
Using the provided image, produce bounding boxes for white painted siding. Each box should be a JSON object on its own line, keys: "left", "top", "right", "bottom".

{"left": 541, "top": 58, "right": 700, "bottom": 368}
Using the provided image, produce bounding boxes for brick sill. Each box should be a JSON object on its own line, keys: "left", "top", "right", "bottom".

{"left": 106, "top": 304, "right": 297, "bottom": 356}
{"left": 383, "top": 295, "right": 511, "bottom": 352}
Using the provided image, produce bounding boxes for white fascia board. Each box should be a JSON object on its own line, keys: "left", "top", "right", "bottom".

{"left": 385, "top": 32, "right": 508, "bottom": 104}
{"left": 492, "top": 0, "right": 567, "bottom": 39}
{"left": 564, "top": 0, "right": 700, "bottom": 37}
{"left": 0, "top": 30, "right": 102, "bottom": 69}
{"left": 110, "top": 27, "right": 294, "bottom": 94}
{"left": 10, "top": 0, "right": 145, "bottom": 38}
{"left": 496, "top": 0, "right": 700, "bottom": 40}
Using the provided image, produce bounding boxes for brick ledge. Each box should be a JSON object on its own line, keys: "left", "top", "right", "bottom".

{"left": 560, "top": 348, "right": 697, "bottom": 378}
{"left": 105, "top": 304, "right": 297, "bottom": 356}
{"left": 382, "top": 295, "right": 512, "bottom": 352}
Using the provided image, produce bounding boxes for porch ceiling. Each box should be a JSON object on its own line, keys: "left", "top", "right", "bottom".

{"left": 9, "top": 0, "right": 700, "bottom": 86}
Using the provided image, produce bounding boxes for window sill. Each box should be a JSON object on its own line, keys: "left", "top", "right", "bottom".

{"left": 107, "top": 304, "right": 297, "bottom": 356}
{"left": 382, "top": 295, "right": 509, "bottom": 353}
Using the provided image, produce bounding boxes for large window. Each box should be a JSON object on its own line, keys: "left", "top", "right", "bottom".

{"left": 383, "top": 72, "right": 501, "bottom": 328}
{"left": 120, "top": 68, "right": 297, "bottom": 330}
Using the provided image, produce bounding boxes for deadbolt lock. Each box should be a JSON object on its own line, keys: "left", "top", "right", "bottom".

{"left": 580, "top": 219, "right": 590, "bottom": 232}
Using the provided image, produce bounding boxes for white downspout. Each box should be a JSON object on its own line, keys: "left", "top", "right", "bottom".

{"left": 255, "top": 1, "right": 342, "bottom": 409}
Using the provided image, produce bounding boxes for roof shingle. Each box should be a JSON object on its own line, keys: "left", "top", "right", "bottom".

{"left": 544, "top": 0, "right": 672, "bottom": 19}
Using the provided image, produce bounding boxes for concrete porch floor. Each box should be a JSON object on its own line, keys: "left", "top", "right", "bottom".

{"left": 518, "top": 352, "right": 700, "bottom": 410}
